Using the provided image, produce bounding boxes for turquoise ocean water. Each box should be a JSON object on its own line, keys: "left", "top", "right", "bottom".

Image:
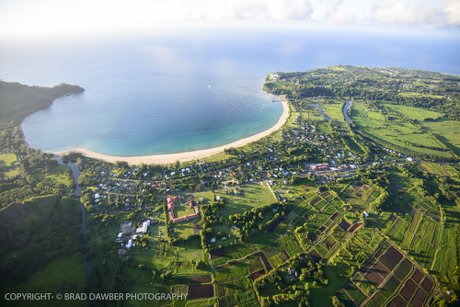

{"left": 1, "top": 27, "right": 459, "bottom": 156}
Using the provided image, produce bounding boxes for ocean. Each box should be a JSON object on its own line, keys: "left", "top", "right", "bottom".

{"left": 1, "top": 26, "right": 459, "bottom": 156}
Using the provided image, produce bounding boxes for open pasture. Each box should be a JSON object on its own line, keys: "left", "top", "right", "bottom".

{"left": 385, "top": 104, "right": 445, "bottom": 121}
{"left": 351, "top": 102, "right": 452, "bottom": 159}
{"left": 195, "top": 182, "right": 276, "bottom": 217}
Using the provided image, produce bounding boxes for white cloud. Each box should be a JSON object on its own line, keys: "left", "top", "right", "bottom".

{"left": 264, "top": 0, "right": 313, "bottom": 21}
{"left": 371, "top": 0, "right": 460, "bottom": 27}
{"left": 0, "top": 0, "right": 315, "bottom": 38}
{"left": 314, "top": 0, "right": 360, "bottom": 24}
{"left": 173, "top": 0, "right": 313, "bottom": 22}
{"left": 0, "top": 0, "right": 458, "bottom": 39}
{"left": 442, "top": 0, "right": 460, "bottom": 24}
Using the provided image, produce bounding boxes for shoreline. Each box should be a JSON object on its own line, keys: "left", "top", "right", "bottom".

{"left": 56, "top": 95, "right": 289, "bottom": 165}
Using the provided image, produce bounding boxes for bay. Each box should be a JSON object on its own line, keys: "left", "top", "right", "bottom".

{"left": 1, "top": 26, "right": 459, "bottom": 156}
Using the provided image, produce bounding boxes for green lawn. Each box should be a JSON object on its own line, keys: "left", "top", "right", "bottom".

{"left": 195, "top": 182, "right": 276, "bottom": 217}
{"left": 174, "top": 202, "right": 197, "bottom": 218}
{"left": 44, "top": 164, "right": 74, "bottom": 186}
{"left": 323, "top": 103, "right": 345, "bottom": 121}
{"left": 174, "top": 222, "right": 199, "bottom": 239}
{"left": 0, "top": 153, "right": 20, "bottom": 178}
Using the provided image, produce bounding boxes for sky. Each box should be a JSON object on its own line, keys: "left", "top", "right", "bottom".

{"left": 0, "top": 0, "right": 459, "bottom": 39}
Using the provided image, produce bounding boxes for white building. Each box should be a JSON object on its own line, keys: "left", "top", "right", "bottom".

{"left": 136, "top": 220, "right": 151, "bottom": 234}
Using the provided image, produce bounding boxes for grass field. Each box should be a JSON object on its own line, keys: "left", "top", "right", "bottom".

{"left": 432, "top": 222, "right": 459, "bottom": 289}
{"left": 386, "top": 215, "right": 411, "bottom": 245}
{"left": 397, "top": 92, "right": 444, "bottom": 99}
{"left": 323, "top": 103, "right": 345, "bottom": 121}
{"left": 174, "top": 202, "right": 196, "bottom": 217}
{"left": 420, "top": 162, "right": 459, "bottom": 177}
{"left": 0, "top": 153, "right": 20, "bottom": 178}
{"left": 12, "top": 253, "right": 86, "bottom": 294}
{"left": 351, "top": 102, "right": 453, "bottom": 159}
{"left": 410, "top": 217, "right": 440, "bottom": 268}
{"left": 195, "top": 182, "right": 276, "bottom": 217}
{"left": 385, "top": 104, "right": 445, "bottom": 121}
{"left": 423, "top": 120, "right": 460, "bottom": 155}
{"left": 174, "top": 222, "right": 199, "bottom": 239}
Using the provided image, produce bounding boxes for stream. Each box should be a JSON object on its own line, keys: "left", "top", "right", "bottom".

{"left": 343, "top": 100, "right": 352, "bottom": 123}
{"left": 56, "top": 157, "right": 91, "bottom": 279}
{"left": 312, "top": 104, "right": 331, "bottom": 121}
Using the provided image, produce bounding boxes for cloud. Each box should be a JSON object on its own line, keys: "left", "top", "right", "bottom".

{"left": 314, "top": 0, "right": 361, "bottom": 24}
{"left": 442, "top": 0, "right": 460, "bottom": 24}
{"left": 177, "top": 0, "right": 313, "bottom": 22}
{"left": 0, "top": 0, "right": 458, "bottom": 39}
{"left": 0, "top": 0, "right": 315, "bottom": 38}
{"left": 371, "top": 0, "right": 460, "bottom": 27}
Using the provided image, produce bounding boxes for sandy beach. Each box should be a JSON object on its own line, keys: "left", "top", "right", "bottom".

{"left": 57, "top": 95, "right": 289, "bottom": 165}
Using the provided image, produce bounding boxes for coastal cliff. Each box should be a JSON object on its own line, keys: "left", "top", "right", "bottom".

{"left": 0, "top": 81, "right": 84, "bottom": 124}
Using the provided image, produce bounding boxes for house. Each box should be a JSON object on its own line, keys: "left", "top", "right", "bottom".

{"left": 120, "top": 222, "right": 134, "bottom": 235}
{"left": 136, "top": 220, "right": 151, "bottom": 234}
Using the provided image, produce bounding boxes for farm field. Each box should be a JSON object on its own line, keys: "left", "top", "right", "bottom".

{"left": 352, "top": 102, "right": 454, "bottom": 159}
{"left": 2, "top": 66, "right": 459, "bottom": 306}
{"left": 341, "top": 243, "right": 435, "bottom": 306}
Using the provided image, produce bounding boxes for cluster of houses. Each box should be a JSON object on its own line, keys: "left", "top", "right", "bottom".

{"left": 306, "top": 163, "right": 358, "bottom": 172}
{"left": 167, "top": 196, "right": 200, "bottom": 223}
{"left": 164, "top": 167, "right": 192, "bottom": 180}
{"left": 308, "top": 163, "right": 330, "bottom": 171}
{"left": 116, "top": 218, "right": 158, "bottom": 251}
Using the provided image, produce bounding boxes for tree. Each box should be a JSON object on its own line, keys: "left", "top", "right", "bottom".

{"left": 195, "top": 260, "right": 206, "bottom": 270}
{"left": 331, "top": 296, "right": 344, "bottom": 307}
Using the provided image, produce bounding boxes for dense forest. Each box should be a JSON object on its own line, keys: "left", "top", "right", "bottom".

{"left": 0, "top": 81, "right": 84, "bottom": 123}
